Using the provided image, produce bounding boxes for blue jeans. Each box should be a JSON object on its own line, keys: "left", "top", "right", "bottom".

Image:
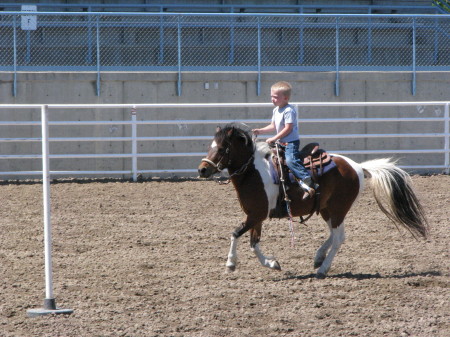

{"left": 285, "top": 140, "right": 311, "bottom": 181}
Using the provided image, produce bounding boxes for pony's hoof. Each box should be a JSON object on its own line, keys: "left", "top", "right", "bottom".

{"left": 272, "top": 261, "right": 282, "bottom": 271}
{"left": 314, "top": 261, "right": 323, "bottom": 269}
{"left": 316, "top": 272, "right": 327, "bottom": 279}
{"left": 226, "top": 265, "right": 236, "bottom": 273}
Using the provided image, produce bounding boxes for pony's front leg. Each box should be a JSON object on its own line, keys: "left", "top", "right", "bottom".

{"left": 252, "top": 244, "right": 281, "bottom": 270}
{"left": 226, "top": 222, "right": 251, "bottom": 273}
{"left": 250, "top": 225, "right": 281, "bottom": 271}
{"left": 226, "top": 235, "right": 239, "bottom": 272}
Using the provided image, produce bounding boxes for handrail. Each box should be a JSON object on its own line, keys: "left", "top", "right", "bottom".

{"left": 0, "top": 4, "right": 442, "bottom": 14}
{"left": 0, "top": 102, "right": 449, "bottom": 178}
{"left": 1, "top": 11, "right": 447, "bottom": 17}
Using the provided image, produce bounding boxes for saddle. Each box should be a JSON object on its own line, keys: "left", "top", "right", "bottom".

{"left": 269, "top": 142, "right": 334, "bottom": 222}
{"left": 271, "top": 142, "right": 332, "bottom": 183}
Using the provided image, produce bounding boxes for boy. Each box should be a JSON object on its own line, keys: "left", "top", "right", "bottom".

{"left": 252, "top": 81, "right": 317, "bottom": 200}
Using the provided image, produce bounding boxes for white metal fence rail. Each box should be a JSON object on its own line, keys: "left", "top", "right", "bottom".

{"left": 0, "top": 102, "right": 449, "bottom": 181}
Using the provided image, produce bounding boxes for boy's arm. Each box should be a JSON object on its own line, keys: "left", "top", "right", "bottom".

{"left": 266, "top": 123, "right": 293, "bottom": 144}
{"left": 252, "top": 122, "right": 275, "bottom": 135}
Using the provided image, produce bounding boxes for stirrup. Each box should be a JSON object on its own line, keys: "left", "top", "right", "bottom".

{"left": 299, "top": 179, "right": 317, "bottom": 200}
{"left": 302, "top": 188, "right": 315, "bottom": 200}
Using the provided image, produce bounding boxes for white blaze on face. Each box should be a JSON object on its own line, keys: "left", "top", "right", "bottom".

{"left": 211, "top": 140, "right": 217, "bottom": 149}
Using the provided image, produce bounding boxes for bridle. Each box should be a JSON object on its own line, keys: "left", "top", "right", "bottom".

{"left": 201, "top": 145, "right": 230, "bottom": 173}
{"left": 201, "top": 137, "right": 255, "bottom": 179}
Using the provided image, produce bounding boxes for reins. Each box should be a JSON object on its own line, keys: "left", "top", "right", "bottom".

{"left": 202, "top": 131, "right": 298, "bottom": 246}
{"left": 212, "top": 153, "right": 255, "bottom": 185}
{"left": 275, "top": 142, "right": 296, "bottom": 247}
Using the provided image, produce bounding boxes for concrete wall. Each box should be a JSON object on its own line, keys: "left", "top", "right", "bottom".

{"left": 0, "top": 71, "right": 449, "bottom": 179}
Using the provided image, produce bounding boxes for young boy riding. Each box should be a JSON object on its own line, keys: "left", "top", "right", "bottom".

{"left": 252, "top": 81, "right": 317, "bottom": 200}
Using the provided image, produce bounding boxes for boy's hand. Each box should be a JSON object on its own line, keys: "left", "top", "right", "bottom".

{"left": 252, "top": 129, "right": 260, "bottom": 135}
{"left": 266, "top": 137, "right": 277, "bottom": 144}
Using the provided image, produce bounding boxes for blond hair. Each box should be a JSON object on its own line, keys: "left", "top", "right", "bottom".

{"left": 271, "top": 81, "right": 292, "bottom": 98}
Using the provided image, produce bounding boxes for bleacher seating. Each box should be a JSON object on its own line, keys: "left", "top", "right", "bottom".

{"left": 0, "top": 1, "right": 443, "bottom": 15}
{"left": 0, "top": 1, "right": 448, "bottom": 72}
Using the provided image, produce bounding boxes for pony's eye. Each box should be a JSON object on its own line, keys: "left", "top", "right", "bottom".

{"left": 217, "top": 148, "right": 226, "bottom": 155}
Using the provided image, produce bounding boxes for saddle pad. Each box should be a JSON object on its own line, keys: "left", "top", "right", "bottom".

{"left": 270, "top": 156, "right": 337, "bottom": 185}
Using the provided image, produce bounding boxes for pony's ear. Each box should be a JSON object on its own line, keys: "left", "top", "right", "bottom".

{"left": 216, "top": 126, "right": 222, "bottom": 133}
{"left": 227, "top": 127, "right": 234, "bottom": 137}
{"left": 239, "top": 132, "right": 249, "bottom": 146}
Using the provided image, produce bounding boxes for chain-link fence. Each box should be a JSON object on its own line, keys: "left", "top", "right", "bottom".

{"left": 1, "top": 12, "right": 449, "bottom": 94}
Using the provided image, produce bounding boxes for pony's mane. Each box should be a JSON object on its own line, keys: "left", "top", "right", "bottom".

{"left": 216, "top": 124, "right": 274, "bottom": 160}
{"left": 216, "top": 123, "right": 253, "bottom": 147}
{"left": 255, "top": 141, "right": 271, "bottom": 157}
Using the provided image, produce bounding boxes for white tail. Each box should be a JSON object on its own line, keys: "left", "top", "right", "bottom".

{"left": 361, "top": 158, "right": 429, "bottom": 239}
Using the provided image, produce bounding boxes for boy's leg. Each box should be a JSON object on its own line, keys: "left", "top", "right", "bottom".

{"left": 285, "top": 141, "right": 318, "bottom": 200}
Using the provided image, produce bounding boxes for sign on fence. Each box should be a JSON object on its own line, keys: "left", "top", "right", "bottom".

{"left": 21, "top": 5, "right": 37, "bottom": 31}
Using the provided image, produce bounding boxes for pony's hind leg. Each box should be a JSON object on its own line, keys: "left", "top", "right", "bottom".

{"left": 316, "top": 222, "right": 346, "bottom": 279}
{"left": 314, "top": 219, "right": 333, "bottom": 269}
{"left": 252, "top": 243, "right": 281, "bottom": 270}
{"left": 250, "top": 225, "right": 281, "bottom": 270}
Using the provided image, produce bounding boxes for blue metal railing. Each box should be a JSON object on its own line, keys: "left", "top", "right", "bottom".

{"left": 1, "top": 11, "right": 449, "bottom": 97}
{"left": 0, "top": 3, "right": 443, "bottom": 14}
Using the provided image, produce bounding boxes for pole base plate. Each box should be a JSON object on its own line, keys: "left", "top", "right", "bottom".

{"left": 27, "top": 308, "right": 73, "bottom": 317}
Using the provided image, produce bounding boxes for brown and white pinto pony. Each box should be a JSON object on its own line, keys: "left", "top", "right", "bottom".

{"left": 198, "top": 124, "right": 429, "bottom": 278}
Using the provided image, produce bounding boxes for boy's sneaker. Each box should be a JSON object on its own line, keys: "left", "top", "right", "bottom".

{"left": 299, "top": 177, "right": 319, "bottom": 200}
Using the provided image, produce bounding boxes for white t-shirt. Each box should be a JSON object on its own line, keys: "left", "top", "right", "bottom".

{"left": 271, "top": 104, "right": 299, "bottom": 143}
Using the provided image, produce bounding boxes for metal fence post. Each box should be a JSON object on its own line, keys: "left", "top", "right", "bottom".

{"left": 86, "top": 14, "right": 93, "bottom": 64}
{"left": 13, "top": 16, "right": 17, "bottom": 97}
{"left": 158, "top": 15, "right": 164, "bottom": 64}
{"left": 26, "top": 31, "right": 31, "bottom": 64}
{"left": 367, "top": 15, "right": 373, "bottom": 64}
{"left": 257, "top": 17, "right": 261, "bottom": 96}
{"left": 229, "top": 15, "right": 235, "bottom": 65}
{"left": 412, "top": 17, "right": 417, "bottom": 96}
{"left": 434, "top": 16, "right": 439, "bottom": 64}
{"left": 96, "top": 15, "right": 101, "bottom": 96}
{"left": 335, "top": 17, "right": 340, "bottom": 97}
{"left": 177, "top": 16, "right": 182, "bottom": 96}
{"left": 298, "top": 16, "right": 304, "bottom": 64}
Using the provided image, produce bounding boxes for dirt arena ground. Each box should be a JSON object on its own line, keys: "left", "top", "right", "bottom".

{"left": 0, "top": 174, "right": 448, "bottom": 337}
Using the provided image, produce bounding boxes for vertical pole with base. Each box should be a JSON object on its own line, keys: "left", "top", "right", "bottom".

{"left": 27, "top": 105, "right": 73, "bottom": 317}
{"left": 445, "top": 103, "right": 449, "bottom": 175}
{"left": 131, "top": 105, "right": 138, "bottom": 182}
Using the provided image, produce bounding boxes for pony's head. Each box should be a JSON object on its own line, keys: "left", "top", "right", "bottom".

{"left": 198, "top": 124, "right": 254, "bottom": 178}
